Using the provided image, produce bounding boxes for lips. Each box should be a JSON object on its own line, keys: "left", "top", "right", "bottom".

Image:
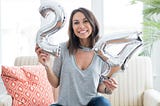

{"left": 78, "top": 30, "right": 88, "bottom": 34}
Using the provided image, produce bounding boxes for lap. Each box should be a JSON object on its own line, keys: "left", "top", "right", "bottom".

{"left": 50, "top": 104, "right": 62, "bottom": 106}
{"left": 87, "top": 96, "right": 111, "bottom": 106}
{"left": 50, "top": 96, "right": 111, "bottom": 106}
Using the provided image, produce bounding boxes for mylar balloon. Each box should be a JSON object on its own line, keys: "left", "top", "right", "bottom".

{"left": 36, "top": 1, "right": 66, "bottom": 56}
{"left": 93, "top": 31, "right": 143, "bottom": 72}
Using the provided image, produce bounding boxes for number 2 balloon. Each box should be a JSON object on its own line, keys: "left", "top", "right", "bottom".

{"left": 36, "top": 1, "right": 66, "bottom": 56}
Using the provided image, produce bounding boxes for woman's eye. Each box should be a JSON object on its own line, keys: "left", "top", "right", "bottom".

{"left": 73, "top": 21, "right": 79, "bottom": 25}
{"left": 84, "top": 20, "right": 89, "bottom": 23}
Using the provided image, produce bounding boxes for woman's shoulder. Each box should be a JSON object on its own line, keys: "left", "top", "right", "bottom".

{"left": 60, "top": 42, "right": 68, "bottom": 49}
{"left": 59, "top": 42, "right": 69, "bottom": 55}
{"left": 59, "top": 42, "right": 70, "bottom": 58}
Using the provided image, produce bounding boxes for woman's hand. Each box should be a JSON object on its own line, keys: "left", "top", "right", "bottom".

{"left": 35, "top": 44, "right": 51, "bottom": 68}
{"left": 103, "top": 77, "right": 118, "bottom": 93}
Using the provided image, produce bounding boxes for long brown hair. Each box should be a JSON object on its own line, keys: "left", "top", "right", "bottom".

{"left": 67, "top": 7, "right": 100, "bottom": 54}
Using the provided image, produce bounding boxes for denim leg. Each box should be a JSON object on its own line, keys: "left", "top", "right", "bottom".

{"left": 87, "top": 96, "right": 111, "bottom": 106}
{"left": 50, "top": 104, "right": 62, "bottom": 106}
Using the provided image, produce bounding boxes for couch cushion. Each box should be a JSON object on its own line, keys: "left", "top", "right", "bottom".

{"left": 1, "top": 65, "right": 54, "bottom": 106}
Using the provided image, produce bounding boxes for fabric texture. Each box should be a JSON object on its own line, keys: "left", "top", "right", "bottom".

{"left": 1, "top": 65, "right": 54, "bottom": 106}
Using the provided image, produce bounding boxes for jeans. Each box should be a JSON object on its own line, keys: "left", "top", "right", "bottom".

{"left": 50, "top": 104, "right": 62, "bottom": 106}
{"left": 50, "top": 96, "right": 111, "bottom": 106}
{"left": 87, "top": 96, "right": 111, "bottom": 106}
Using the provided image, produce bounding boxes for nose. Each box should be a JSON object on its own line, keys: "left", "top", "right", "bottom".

{"left": 79, "top": 22, "right": 85, "bottom": 29}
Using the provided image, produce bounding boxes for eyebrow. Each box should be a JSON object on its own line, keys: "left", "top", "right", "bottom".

{"left": 73, "top": 19, "right": 78, "bottom": 22}
{"left": 73, "top": 18, "right": 87, "bottom": 22}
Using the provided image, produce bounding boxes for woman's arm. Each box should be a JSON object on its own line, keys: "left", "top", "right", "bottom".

{"left": 107, "top": 65, "right": 121, "bottom": 78}
{"left": 96, "top": 49, "right": 122, "bottom": 78}
{"left": 44, "top": 65, "right": 59, "bottom": 88}
{"left": 35, "top": 45, "right": 59, "bottom": 88}
{"left": 98, "top": 66, "right": 119, "bottom": 94}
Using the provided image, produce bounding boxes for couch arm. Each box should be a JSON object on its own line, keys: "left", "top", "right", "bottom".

{"left": 143, "top": 89, "right": 160, "bottom": 106}
{"left": 0, "top": 94, "right": 12, "bottom": 106}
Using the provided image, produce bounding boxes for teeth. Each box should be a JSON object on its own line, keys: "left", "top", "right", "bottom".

{"left": 79, "top": 30, "right": 86, "bottom": 34}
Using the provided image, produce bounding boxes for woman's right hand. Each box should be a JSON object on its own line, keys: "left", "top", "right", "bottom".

{"left": 35, "top": 44, "right": 51, "bottom": 68}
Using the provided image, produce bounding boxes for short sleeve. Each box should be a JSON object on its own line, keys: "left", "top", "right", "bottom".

{"left": 52, "top": 43, "right": 66, "bottom": 78}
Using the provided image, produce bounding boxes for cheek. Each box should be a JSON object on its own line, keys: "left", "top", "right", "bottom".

{"left": 72, "top": 26, "right": 78, "bottom": 33}
{"left": 88, "top": 25, "right": 92, "bottom": 31}
{"left": 89, "top": 27, "right": 93, "bottom": 34}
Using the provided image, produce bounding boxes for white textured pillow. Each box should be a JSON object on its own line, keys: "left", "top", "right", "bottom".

{"left": 0, "top": 77, "right": 7, "bottom": 94}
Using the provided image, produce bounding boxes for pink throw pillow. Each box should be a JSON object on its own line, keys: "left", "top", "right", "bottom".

{"left": 1, "top": 65, "right": 54, "bottom": 106}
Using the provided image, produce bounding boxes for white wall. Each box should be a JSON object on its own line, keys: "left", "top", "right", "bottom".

{"left": 91, "top": 0, "right": 104, "bottom": 36}
{"left": 0, "top": 0, "right": 2, "bottom": 66}
{"left": 151, "top": 40, "right": 160, "bottom": 91}
{"left": 1, "top": 0, "right": 40, "bottom": 65}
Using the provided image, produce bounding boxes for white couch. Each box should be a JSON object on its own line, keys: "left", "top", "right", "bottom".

{"left": 0, "top": 56, "right": 160, "bottom": 106}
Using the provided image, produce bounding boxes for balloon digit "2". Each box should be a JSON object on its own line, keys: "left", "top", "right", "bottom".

{"left": 36, "top": 1, "right": 66, "bottom": 56}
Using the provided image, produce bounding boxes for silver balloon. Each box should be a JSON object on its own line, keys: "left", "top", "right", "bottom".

{"left": 93, "top": 31, "right": 143, "bottom": 72}
{"left": 36, "top": 1, "right": 66, "bottom": 56}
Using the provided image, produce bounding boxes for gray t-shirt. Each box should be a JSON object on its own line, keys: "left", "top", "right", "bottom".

{"left": 52, "top": 42, "right": 110, "bottom": 106}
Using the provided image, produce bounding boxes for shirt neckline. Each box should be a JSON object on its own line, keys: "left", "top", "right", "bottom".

{"left": 71, "top": 53, "right": 96, "bottom": 72}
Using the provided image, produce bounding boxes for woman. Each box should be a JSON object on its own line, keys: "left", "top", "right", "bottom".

{"left": 35, "top": 7, "right": 119, "bottom": 106}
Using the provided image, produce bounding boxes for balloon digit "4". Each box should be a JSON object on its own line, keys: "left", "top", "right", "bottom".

{"left": 93, "top": 31, "right": 143, "bottom": 71}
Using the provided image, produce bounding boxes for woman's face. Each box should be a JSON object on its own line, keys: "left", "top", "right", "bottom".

{"left": 72, "top": 12, "right": 92, "bottom": 40}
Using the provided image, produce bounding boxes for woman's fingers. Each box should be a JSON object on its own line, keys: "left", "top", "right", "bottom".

{"left": 104, "top": 81, "right": 112, "bottom": 90}
{"left": 35, "top": 46, "right": 44, "bottom": 55}
{"left": 35, "top": 44, "right": 40, "bottom": 52}
{"left": 103, "top": 77, "right": 118, "bottom": 91}
{"left": 35, "top": 45, "right": 48, "bottom": 56}
{"left": 110, "top": 78, "right": 118, "bottom": 85}
{"left": 35, "top": 44, "right": 51, "bottom": 66}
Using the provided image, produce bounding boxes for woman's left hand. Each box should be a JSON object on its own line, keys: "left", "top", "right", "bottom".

{"left": 103, "top": 77, "right": 118, "bottom": 92}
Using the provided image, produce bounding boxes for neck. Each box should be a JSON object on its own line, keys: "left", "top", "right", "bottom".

{"left": 80, "top": 39, "right": 89, "bottom": 47}
{"left": 79, "top": 45, "right": 92, "bottom": 52}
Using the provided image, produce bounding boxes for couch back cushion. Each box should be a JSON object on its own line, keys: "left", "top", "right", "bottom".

{"left": 1, "top": 65, "right": 54, "bottom": 106}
